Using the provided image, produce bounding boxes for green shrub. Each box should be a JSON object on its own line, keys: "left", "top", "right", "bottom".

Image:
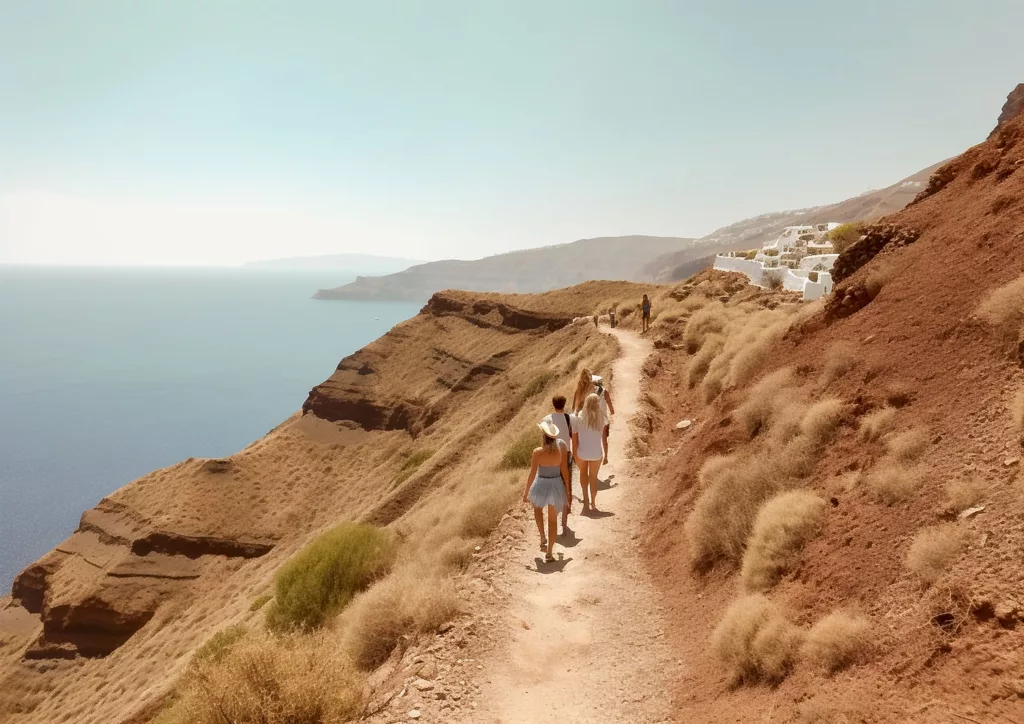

{"left": 193, "top": 624, "right": 247, "bottom": 665}
{"left": 249, "top": 593, "right": 272, "bottom": 612}
{"left": 519, "top": 370, "right": 557, "bottom": 401}
{"left": 827, "top": 222, "right": 864, "bottom": 254}
{"left": 498, "top": 428, "right": 539, "bottom": 470}
{"left": 401, "top": 449, "right": 434, "bottom": 471}
{"left": 267, "top": 523, "right": 396, "bottom": 632}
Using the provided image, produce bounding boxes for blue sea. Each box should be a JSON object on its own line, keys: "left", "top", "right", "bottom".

{"left": 0, "top": 267, "right": 420, "bottom": 589}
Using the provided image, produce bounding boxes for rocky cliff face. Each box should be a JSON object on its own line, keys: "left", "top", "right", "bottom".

{"left": 991, "top": 82, "right": 1024, "bottom": 137}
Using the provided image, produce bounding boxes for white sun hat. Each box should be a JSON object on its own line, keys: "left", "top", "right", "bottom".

{"left": 591, "top": 374, "right": 603, "bottom": 384}
{"left": 538, "top": 419, "right": 560, "bottom": 438}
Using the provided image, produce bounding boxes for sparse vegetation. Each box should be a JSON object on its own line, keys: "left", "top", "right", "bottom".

{"left": 858, "top": 407, "right": 897, "bottom": 442}
{"left": 519, "top": 370, "right": 557, "bottom": 401}
{"left": 192, "top": 624, "right": 248, "bottom": 665}
{"left": 267, "top": 523, "right": 396, "bottom": 632}
{"left": 866, "top": 462, "right": 921, "bottom": 504}
{"left": 864, "top": 260, "right": 898, "bottom": 297}
{"left": 886, "top": 428, "right": 929, "bottom": 463}
{"left": 459, "top": 484, "right": 516, "bottom": 537}
{"left": 498, "top": 428, "right": 540, "bottom": 470}
{"left": 250, "top": 593, "right": 273, "bottom": 612}
{"left": 740, "top": 491, "right": 825, "bottom": 593}
{"left": 763, "top": 269, "right": 784, "bottom": 290}
{"left": 944, "top": 477, "right": 986, "bottom": 512}
{"left": 826, "top": 222, "right": 864, "bottom": 254}
{"left": 821, "top": 342, "right": 857, "bottom": 383}
{"left": 798, "top": 398, "right": 847, "bottom": 446}
{"left": 906, "top": 524, "right": 963, "bottom": 585}
{"left": 157, "top": 633, "right": 363, "bottom": 724}
{"left": 394, "top": 449, "right": 435, "bottom": 485}
{"left": 976, "top": 273, "right": 1024, "bottom": 343}
{"left": 684, "top": 304, "right": 729, "bottom": 351}
{"left": 686, "top": 334, "right": 725, "bottom": 387}
{"left": 735, "top": 367, "right": 798, "bottom": 438}
{"left": 801, "top": 611, "right": 872, "bottom": 672}
{"left": 711, "top": 594, "right": 805, "bottom": 683}
{"left": 343, "top": 570, "right": 460, "bottom": 669}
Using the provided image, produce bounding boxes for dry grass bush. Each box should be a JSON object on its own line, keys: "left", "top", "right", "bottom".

{"left": 343, "top": 569, "right": 460, "bottom": 669}
{"left": 821, "top": 342, "right": 858, "bottom": 383}
{"left": 866, "top": 462, "right": 921, "bottom": 504}
{"left": 886, "top": 428, "right": 929, "bottom": 462}
{"left": 796, "top": 699, "right": 864, "bottom": 724}
{"left": 267, "top": 523, "right": 396, "bottom": 632}
{"left": 735, "top": 367, "right": 798, "bottom": 438}
{"left": 519, "top": 370, "right": 557, "bottom": 401}
{"left": 723, "top": 316, "right": 793, "bottom": 389}
{"left": 711, "top": 594, "right": 805, "bottom": 683}
{"left": 498, "top": 428, "right": 540, "bottom": 469}
{"left": 798, "top": 398, "right": 847, "bottom": 446}
{"left": 697, "top": 454, "right": 741, "bottom": 489}
{"left": 976, "top": 273, "right": 1024, "bottom": 342}
{"left": 684, "top": 303, "right": 730, "bottom": 351}
{"left": 864, "top": 260, "right": 898, "bottom": 297}
{"left": 157, "top": 632, "right": 363, "bottom": 724}
{"left": 763, "top": 269, "right": 785, "bottom": 291}
{"left": 858, "top": 407, "right": 897, "bottom": 442}
{"left": 686, "top": 439, "right": 813, "bottom": 568}
{"left": 686, "top": 334, "right": 724, "bottom": 388}
{"left": 740, "top": 491, "right": 825, "bottom": 593}
{"left": 801, "top": 611, "right": 872, "bottom": 672}
{"left": 944, "top": 477, "right": 986, "bottom": 512}
{"left": 906, "top": 524, "right": 964, "bottom": 585}
{"left": 458, "top": 484, "right": 517, "bottom": 538}
{"left": 680, "top": 293, "right": 711, "bottom": 312}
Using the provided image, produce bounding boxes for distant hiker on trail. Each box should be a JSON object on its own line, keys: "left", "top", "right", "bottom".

{"left": 609, "top": 308, "right": 616, "bottom": 328}
{"left": 522, "top": 418, "right": 571, "bottom": 562}
{"left": 572, "top": 393, "right": 606, "bottom": 513}
{"left": 572, "top": 368, "right": 615, "bottom": 464}
{"left": 543, "top": 395, "right": 576, "bottom": 533}
{"left": 641, "top": 294, "right": 652, "bottom": 333}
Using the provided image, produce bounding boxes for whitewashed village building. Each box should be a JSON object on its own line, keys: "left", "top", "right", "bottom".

{"left": 712, "top": 223, "right": 841, "bottom": 301}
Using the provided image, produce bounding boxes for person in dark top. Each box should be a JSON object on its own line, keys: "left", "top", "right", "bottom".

{"left": 641, "top": 294, "right": 652, "bottom": 333}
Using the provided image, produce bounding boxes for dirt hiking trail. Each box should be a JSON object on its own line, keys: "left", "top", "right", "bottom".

{"left": 459, "top": 328, "right": 678, "bottom": 724}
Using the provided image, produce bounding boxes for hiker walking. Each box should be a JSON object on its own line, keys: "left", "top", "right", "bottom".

{"left": 572, "top": 368, "right": 615, "bottom": 465}
{"left": 521, "top": 419, "right": 571, "bottom": 562}
{"left": 641, "top": 294, "right": 652, "bottom": 333}
{"left": 543, "top": 395, "right": 575, "bottom": 533}
{"left": 572, "top": 393, "right": 605, "bottom": 513}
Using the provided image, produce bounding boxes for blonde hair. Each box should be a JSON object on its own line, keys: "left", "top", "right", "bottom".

{"left": 541, "top": 432, "right": 557, "bottom": 452}
{"left": 572, "top": 368, "right": 593, "bottom": 413}
{"left": 579, "top": 393, "right": 603, "bottom": 431}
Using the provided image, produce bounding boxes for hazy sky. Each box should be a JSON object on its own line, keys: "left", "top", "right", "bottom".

{"left": 1, "top": 1, "right": 1022, "bottom": 266}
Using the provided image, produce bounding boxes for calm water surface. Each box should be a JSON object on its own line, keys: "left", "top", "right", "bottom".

{"left": 0, "top": 267, "right": 420, "bottom": 588}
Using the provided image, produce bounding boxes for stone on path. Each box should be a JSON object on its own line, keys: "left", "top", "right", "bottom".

{"left": 675, "top": 419, "right": 692, "bottom": 430}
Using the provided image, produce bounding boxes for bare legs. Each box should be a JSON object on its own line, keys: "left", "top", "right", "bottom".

{"left": 533, "top": 507, "right": 546, "bottom": 550}
{"left": 578, "top": 459, "right": 603, "bottom": 512}
{"left": 602, "top": 424, "right": 610, "bottom": 465}
{"left": 546, "top": 506, "right": 557, "bottom": 560}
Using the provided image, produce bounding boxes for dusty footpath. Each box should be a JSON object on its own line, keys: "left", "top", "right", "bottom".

{"left": 366, "top": 328, "right": 679, "bottom": 724}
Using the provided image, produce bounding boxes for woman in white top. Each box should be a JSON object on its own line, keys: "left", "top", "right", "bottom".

{"left": 572, "top": 393, "right": 605, "bottom": 513}
{"left": 571, "top": 369, "right": 615, "bottom": 464}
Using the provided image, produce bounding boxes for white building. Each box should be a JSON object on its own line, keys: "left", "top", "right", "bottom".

{"left": 713, "top": 223, "right": 841, "bottom": 301}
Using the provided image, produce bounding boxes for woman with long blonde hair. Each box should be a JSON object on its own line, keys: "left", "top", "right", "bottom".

{"left": 572, "top": 393, "right": 605, "bottom": 513}
{"left": 572, "top": 368, "right": 615, "bottom": 464}
{"left": 521, "top": 419, "right": 571, "bottom": 562}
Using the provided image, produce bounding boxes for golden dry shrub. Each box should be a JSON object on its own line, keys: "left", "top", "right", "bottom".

{"left": 801, "top": 611, "right": 872, "bottom": 672}
{"left": 944, "top": 477, "right": 986, "bottom": 512}
{"left": 866, "top": 463, "right": 921, "bottom": 504}
{"left": 686, "top": 334, "right": 725, "bottom": 388}
{"left": 976, "top": 273, "right": 1024, "bottom": 342}
{"left": 799, "top": 398, "right": 848, "bottom": 446}
{"left": 858, "top": 407, "right": 897, "bottom": 442}
{"left": 821, "top": 342, "right": 858, "bottom": 383}
{"left": 735, "top": 367, "right": 797, "bottom": 439}
{"left": 685, "top": 440, "right": 813, "bottom": 569}
{"left": 157, "top": 632, "right": 363, "bottom": 724}
{"left": 343, "top": 569, "right": 461, "bottom": 669}
{"left": 740, "top": 491, "right": 825, "bottom": 593}
{"left": 906, "top": 524, "right": 964, "bottom": 585}
{"left": 885, "top": 428, "right": 930, "bottom": 463}
{"left": 684, "top": 303, "right": 730, "bottom": 351}
{"left": 459, "top": 484, "right": 517, "bottom": 538}
{"left": 711, "top": 594, "right": 805, "bottom": 683}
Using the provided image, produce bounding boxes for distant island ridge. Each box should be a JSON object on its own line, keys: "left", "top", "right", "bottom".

{"left": 243, "top": 253, "right": 423, "bottom": 275}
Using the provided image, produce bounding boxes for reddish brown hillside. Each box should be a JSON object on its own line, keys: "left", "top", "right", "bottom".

{"left": 634, "top": 102, "right": 1024, "bottom": 721}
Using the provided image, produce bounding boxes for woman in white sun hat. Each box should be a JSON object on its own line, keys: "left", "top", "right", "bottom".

{"left": 521, "top": 418, "right": 571, "bottom": 562}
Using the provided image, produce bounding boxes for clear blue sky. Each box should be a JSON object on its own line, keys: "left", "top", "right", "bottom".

{"left": 1, "top": 0, "right": 1022, "bottom": 265}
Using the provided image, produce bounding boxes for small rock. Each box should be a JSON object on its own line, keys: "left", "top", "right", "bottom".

{"left": 1003, "top": 457, "right": 1020, "bottom": 467}
{"left": 473, "top": 545, "right": 482, "bottom": 553}
{"left": 437, "top": 622, "right": 454, "bottom": 635}
{"left": 204, "top": 459, "right": 232, "bottom": 473}
{"left": 408, "top": 710, "right": 421, "bottom": 720}
{"left": 413, "top": 679, "right": 434, "bottom": 692}
{"left": 675, "top": 419, "right": 692, "bottom": 430}
{"left": 958, "top": 505, "right": 986, "bottom": 520}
